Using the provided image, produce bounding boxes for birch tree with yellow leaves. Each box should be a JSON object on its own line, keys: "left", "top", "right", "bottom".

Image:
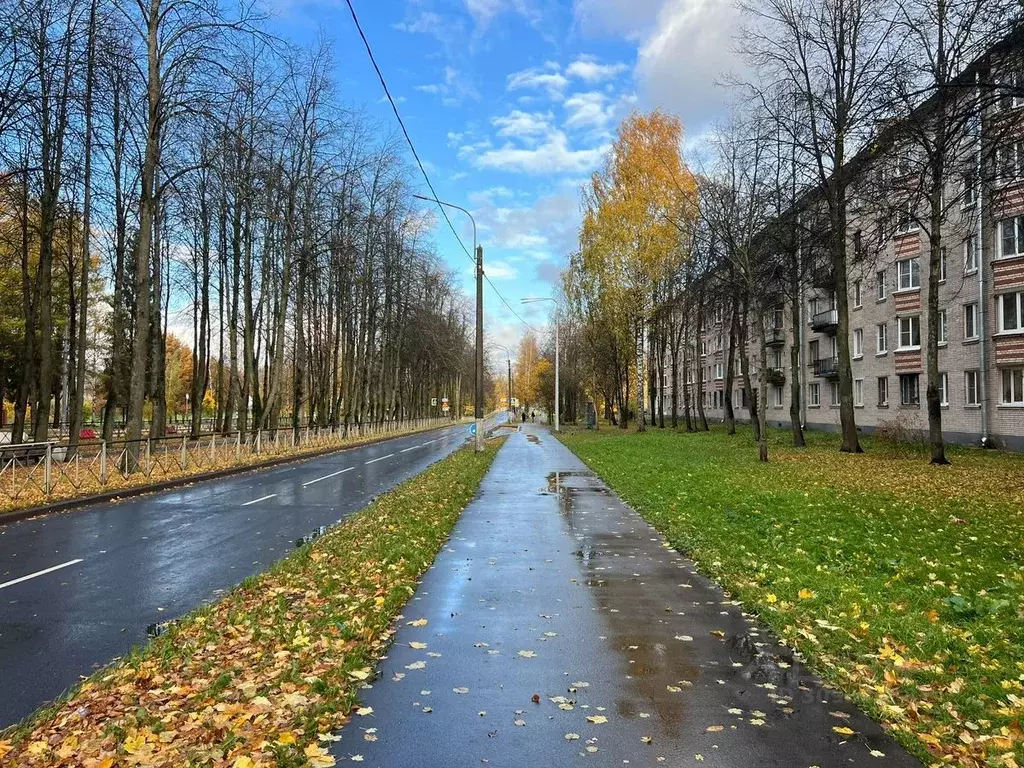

{"left": 579, "top": 110, "right": 698, "bottom": 430}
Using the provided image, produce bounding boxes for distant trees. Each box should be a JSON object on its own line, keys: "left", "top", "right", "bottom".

{"left": 0, "top": 0, "right": 476, "bottom": 446}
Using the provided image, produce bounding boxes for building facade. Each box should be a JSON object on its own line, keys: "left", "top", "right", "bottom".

{"left": 660, "top": 46, "right": 1024, "bottom": 450}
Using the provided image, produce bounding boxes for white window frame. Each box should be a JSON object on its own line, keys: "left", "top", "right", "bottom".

{"left": 965, "top": 370, "right": 980, "bottom": 406}
{"left": 853, "top": 328, "right": 863, "bottom": 358}
{"left": 1000, "top": 69, "right": 1024, "bottom": 111}
{"left": 853, "top": 279, "right": 862, "bottom": 308}
{"left": 1002, "top": 367, "right": 1024, "bottom": 405}
{"left": 962, "top": 171, "right": 977, "bottom": 209}
{"left": 938, "top": 309, "right": 948, "bottom": 345}
{"left": 939, "top": 372, "right": 949, "bottom": 406}
{"left": 773, "top": 385, "right": 783, "bottom": 407}
{"left": 900, "top": 373, "right": 921, "bottom": 406}
{"left": 998, "top": 291, "right": 1024, "bottom": 333}
{"left": 897, "top": 257, "right": 920, "bottom": 290}
{"left": 808, "top": 382, "right": 820, "bottom": 407}
{"left": 896, "top": 199, "right": 919, "bottom": 234}
{"left": 829, "top": 381, "right": 840, "bottom": 406}
{"left": 877, "top": 376, "right": 889, "bottom": 407}
{"left": 877, "top": 323, "right": 888, "bottom": 354}
{"left": 996, "top": 140, "right": 1024, "bottom": 184}
{"left": 714, "top": 362, "right": 724, "bottom": 380}
{"left": 964, "top": 234, "right": 979, "bottom": 273}
{"left": 854, "top": 378, "right": 863, "bottom": 407}
{"left": 999, "top": 216, "right": 1024, "bottom": 258}
{"left": 877, "top": 270, "right": 887, "bottom": 300}
{"left": 939, "top": 248, "right": 947, "bottom": 283}
{"left": 964, "top": 303, "right": 979, "bottom": 340}
{"left": 898, "top": 315, "right": 921, "bottom": 350}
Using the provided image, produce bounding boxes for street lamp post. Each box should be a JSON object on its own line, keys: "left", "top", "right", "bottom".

{"left": 489, "top": 344, "right": 513, "bottom": 422}
{"left": 521, "top": 297, "right": 559, "bottom": 433}
{"left": 413, "top": 194, "right": 484, "bottom": 453}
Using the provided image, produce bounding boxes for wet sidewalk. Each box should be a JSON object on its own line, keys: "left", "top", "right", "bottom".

{"left": 330, "top": 425, "right": 919, "bottom": 766}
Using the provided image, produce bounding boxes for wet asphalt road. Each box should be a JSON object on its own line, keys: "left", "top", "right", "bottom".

{"left": 331, "top": 425, "right": 920, "bottom": 767}
{"left": 0, "top": 419, "right": 495, "bottom": 728}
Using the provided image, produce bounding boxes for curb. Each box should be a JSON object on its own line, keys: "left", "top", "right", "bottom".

{"left": 0, "top": 422, "right": 468, "bottom": 527}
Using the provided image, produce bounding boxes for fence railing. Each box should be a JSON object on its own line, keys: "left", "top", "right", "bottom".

{"left": 0, "top": 416, "right": 452, "bottom": 506}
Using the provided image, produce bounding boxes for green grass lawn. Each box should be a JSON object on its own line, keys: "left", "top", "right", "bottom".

{"left": 560, "top": 425, "right": 1024, "bottom": 767}
{"left": 1, "top": 440, "right": 503, "bottom": 768}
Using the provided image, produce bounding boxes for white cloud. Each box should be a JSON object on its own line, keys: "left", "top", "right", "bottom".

{"left": 492, "top": 110, "right": 554, "bottom": 142}
{"left": 482, "top": 259, "right": 519, "bottom": 280}
{"left": 473, "top": 130, "right": 608, "bottom": 174}
{"left": 471, "top": 184, "right": 582, "bottom": 259}
{"left": 465, "top": 0, "right": 542, "bottom": 32}
{"left": 506, "top": 64, "right": 569, "bottom": 99}
{"left": 416, "top": 66, "right": 480, "bottom": 106}
{"left": 565, "top": 55, "right": 629, "bottom": 83}
{"left": 574, "top": 0, "right": 742, "bottom": 135}
{"left": 563, "top": 91, "right": 615, "bottom": 131}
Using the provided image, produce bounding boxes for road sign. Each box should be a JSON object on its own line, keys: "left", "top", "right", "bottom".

{"left": 431, "top": 397, "right": 438, "bottom": 407}
{"left": 470, "top": 423, "right": 477, "bottom": 436}
{"left": 442, "top": 396, "right": 449, "bottom": 413}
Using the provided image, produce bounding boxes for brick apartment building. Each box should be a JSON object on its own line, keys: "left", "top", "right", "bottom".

{"left": 664, "top": 36, "right": 1024, "bottom": 450}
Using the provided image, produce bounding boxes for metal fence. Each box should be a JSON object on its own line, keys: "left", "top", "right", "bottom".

{"left": 0, "top": 417, "right": 452, "bottom": 506}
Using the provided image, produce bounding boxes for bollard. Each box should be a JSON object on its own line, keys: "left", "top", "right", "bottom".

{"left": 145, "top": 438, "right": 152, "bottom": 476}
{"left": 100, "top": 440, "right": 108, "bottom": 484}
{"left": 44, "top": 443, "right": 52, "bottom": 495}
{"left": 235, "top": 430, "right": 241, "bottom": 460}
{"left": 210, "top": 432, "right": 216, "bottom": 464}
{"left": 256, "top": 429, "right": 261, "bottom": 455}
{"left": 181, "top": 434, "right": 187, "bottom": 470}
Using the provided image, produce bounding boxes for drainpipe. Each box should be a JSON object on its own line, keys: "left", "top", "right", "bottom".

{"left": 976, "top": 71, "right": 993, "bottom": 447}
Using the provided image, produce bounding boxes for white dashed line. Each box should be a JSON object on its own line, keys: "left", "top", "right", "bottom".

{"left": 364, "top": 453, "right": 394, "bottom": 465}
{"left": 0, "top": 559, "right": 84, "bottom": 591}
{"left": 302, "top": 467, "right": 354, "bottom": 487}
{"left": 242, "top": 494, "right": 277, "bottom": 506}
{"left": 400, "top": 446, "right": 419, "bottom": 453}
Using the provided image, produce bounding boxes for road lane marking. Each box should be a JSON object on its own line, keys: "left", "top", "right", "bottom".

{"left": 400, "top": 446, "right": 419, "bottom": 453}
{"left": 302, "top": 467, "right": 354, "bottom": 486}
{"left": 0, "top": 559, "right": 84, "bottom": 591}
{"left": 242, "top": 494, "right": 277, "bottom": 506}
{"left": 364, "top": 453, "right": 394, "bottom": 465}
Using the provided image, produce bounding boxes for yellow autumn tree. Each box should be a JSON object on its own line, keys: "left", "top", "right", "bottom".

{"left": 579, "top": 110, "right": 698, "bottom": 429}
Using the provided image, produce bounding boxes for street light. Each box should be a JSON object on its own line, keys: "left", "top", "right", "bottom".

{"left": 489, "top": 344, "right": 514, "bottom": 422}
{"left": 521, "top": 297, "right": 559, "bottom": 433}
{"left": 412, "top": 194, "right": 484, "bottom": 453}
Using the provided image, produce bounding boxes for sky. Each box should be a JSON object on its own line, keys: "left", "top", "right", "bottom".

{"left": 270, "top": 0, "right": 743, "bottom": 357}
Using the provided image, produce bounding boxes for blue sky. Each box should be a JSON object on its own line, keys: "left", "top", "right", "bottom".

{"left": 270, "top": 0, "right": 741, "bottom": 353}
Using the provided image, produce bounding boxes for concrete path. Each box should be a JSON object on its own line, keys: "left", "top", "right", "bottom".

{"left": 331, "top": 424, "right": 920, "bottom": 767}
{"left": 0, "top": 417, "right": 504, "bottom": 728}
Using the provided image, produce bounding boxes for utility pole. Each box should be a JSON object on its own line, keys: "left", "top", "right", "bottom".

{"left": 475, "top": 245, "right": 484, "bottom": 452}
{"left": 508, "top": 356, "right": 512, "bottom": 421}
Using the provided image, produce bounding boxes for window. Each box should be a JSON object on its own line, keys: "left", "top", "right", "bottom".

{"left": 829, "top": 381, "right": 840, "bottom": 405}
{"left": 772, "top": 306, "right": 784, "bottom": 330}
{"left": 877, "top": 376, "right": 889, "bottom": 407}
{"left": 714, "top": 306, "right": 724, "bottom": 324}
{"left": 773, "top": 386, "right": 783, "bottom": 407}
{"left": 897, "top": 257, "right": 920, "bottom": 290}
{"left": 964, "top": 303, "right": 979, "bottom": 339}
{"left": 939, "top": 372, "right": 949, "bottom": 406}
{"left": 877, "top": 270, "right": 887, "bottom": 300}
{"left": 965, "top": 370, "right": 980, "bottom": 406}
{"left": 900, "top": 373, "right": 921, "bottom": 406}
{"left": 809, "top": 297, "right": 819, "bottom": 316}
{"left": 808, "top": 382, "right": 820, "bottom": 406}
{"left": 1002, "top": 367, "right": 1024, "bottom": 404}
{"left": 714, "top": 362, "right": 724, "bottom": 380}
{"left": 700, "top": 340, "right": 708, "bottom": 356}
{"left": 877, "top": 323, "right": 888, "bottom": 354}
{"left": 809, "top": 339, "right": 819, "bottom": 361}
{"left": 898, "top": 315, "right": 921, "bottom": 349}
{"left": 939, "top": 248, "right": 947, "bottom": 282}
{"left": 771, "top": 349, "right": 783, "bottom": 369}
{"left": 853, "top": 279, "right": 862, "bottom": 307}
{"left": 999, "top": 216, "right": 1024, "bottom": 258}
{"left": 938, "top": 309, "right": 948, "bottom": 344}
{"left": 998, "top": 291, "right": 1024, "bottom": 332}
{"left": 715, "top": 333, "right": 724, "bottom": 351}
{"left": 996, "top": 140, "right": 1024, "bottom": 182}
{"left": 963, "top": 171, "right": 977, "bottom": 208}
{"left": 853, "top": 230, "right": 865, "bottom": 259}
{"left": 854, "top": 378, "right": 863, "bottom": 407}
{"left": 897, "top": 199, "right": 919, "bottom": 233}
{"left": 964, "top": 234, "right": 979, "bottom": 273}
{"left": 853, "top": 328, "right": 863, "bottom": 358}
{"left": 1000, "top": 69, "right": 1024, "bottom": 111}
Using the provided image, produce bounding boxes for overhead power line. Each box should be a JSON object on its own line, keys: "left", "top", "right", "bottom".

{"left": 342, "top": 0, "right": 537, "bottom": 334}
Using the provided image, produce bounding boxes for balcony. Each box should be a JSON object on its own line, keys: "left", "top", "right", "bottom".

{"left": 765, "top": 327, "right": 786, "bottom": 347}
{"left": 766, "top": 367, "right": 786, "bottom": 387}
{"left": 812, "top": 357, "right": 839, "bottom": 378}
{"left": 810, "top": 309, "right": 838, "bottom": 334}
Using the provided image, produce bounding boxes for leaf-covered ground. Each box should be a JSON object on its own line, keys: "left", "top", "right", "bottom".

{"left": 560, "top": 425, "right": 1024, "bottom": 768}
{"left": 0, "top": 439, "right": 502, "bottom": 768}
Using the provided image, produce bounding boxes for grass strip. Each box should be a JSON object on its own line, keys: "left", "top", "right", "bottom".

{"left": 559, "top": 425, "right": 1024, "bottom": 768}
{"left": 0, "top": 438, "right": 503, "bottom": 768}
